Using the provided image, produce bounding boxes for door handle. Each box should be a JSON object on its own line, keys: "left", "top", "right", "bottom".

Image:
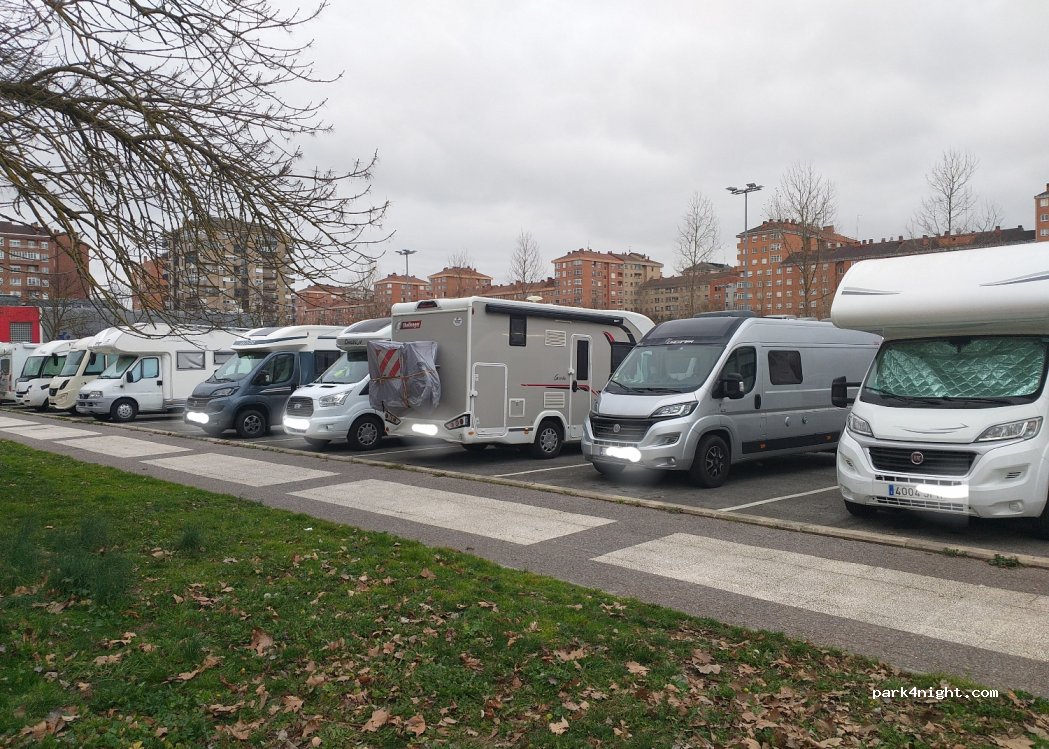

{"left": 157, "top": 380, "right": 163, "bottom": 386}
{"left": 754, "top": 394, "right": 762, "bottom": 409}
{"left": 571, "top": 381, "right": 579, "bottom": 392}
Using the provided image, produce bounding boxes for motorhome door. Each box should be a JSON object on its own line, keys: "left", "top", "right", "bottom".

{"left": 472, "top": 362, "right": 507, "bottom": 436}
{"left": 567, "top": 335, "right": 592, "bottom": 440}
{"left": 124, "top": 356, "right": 164, "bottom": 411}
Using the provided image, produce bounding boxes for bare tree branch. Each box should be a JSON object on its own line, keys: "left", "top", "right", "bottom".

{"left": 912, "top": 149, "right": 1000, "bottom": 237}
{"left": 508, "top": 230, "right": 543, "bottom": 288}
{"left": 674, "top": 191, "right": 720, "bottom": 316}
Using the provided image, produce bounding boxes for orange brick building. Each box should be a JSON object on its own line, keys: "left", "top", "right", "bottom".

{"left": 427, "top": 267, "right": 492, "bottom": 298}
{"left": 0, "top": 222, "right": 92, "bottom": 303}
{"left": 1037, "top": 183, "right": 1049, "bottom": 242}
{"left": 550, "top": 249, "right": 662, "bottom": 310}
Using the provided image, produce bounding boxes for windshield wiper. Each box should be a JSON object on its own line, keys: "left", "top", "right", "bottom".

{"left": 941, "top": 396, "right": 1019, "bottom": 406}
{"left": 634, "top": 386, "right": 684, "bottom": 394}
{"left": 864, "top": 388, "right": 945, "bottom": 407}
{"left": 606, "top": 377, "right": 638, "bottom": 392}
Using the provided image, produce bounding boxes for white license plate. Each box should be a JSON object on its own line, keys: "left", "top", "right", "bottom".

{"left": 283, "top": 417, "right": 310, "bottom": 431}
{"left": 880, "top": 483, "right": 965, "bottom": 501}
{"left": 185, "top": 411, "right": 209, "bottom": 424}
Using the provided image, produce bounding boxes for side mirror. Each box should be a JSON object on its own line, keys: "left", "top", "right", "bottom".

{"left": 718, "top": 372, "right": 744, "bottom": 400}
{"left": 831, "top": 376, "right": 850, "bottom": 408}
{"left": 125, "top": 371, "right": 135, "bottom": 383}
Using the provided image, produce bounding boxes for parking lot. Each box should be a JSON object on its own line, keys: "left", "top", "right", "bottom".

{"left": 29, "top": 408, "right": 1047, "bottom": 560}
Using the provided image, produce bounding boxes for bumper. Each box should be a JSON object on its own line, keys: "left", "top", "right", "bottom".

{"left": 836, "top": 429, "right": 1049, "bottom": 519}
{"left": 76, "top": 394, "right": 118, "bottom": 415}
{"left": 50, "top": 389, "right": 77, "bottom": 410}
{"left": 184, "top": 400, "right": 235, "bottom": 431}
{"left": 581, "top": 415, "right": 696, "bottom": 471}
{"left": 16, "top": 386, "right": 49, "bottom": 408}
{"left": 282, "top": 412, "right": 353, "bottom": 440}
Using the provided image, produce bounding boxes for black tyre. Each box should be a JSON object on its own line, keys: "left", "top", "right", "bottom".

{"left": 92, "top": 413, "right": 112, "bottom": 422}
{"left": 304, "top": 437, "right": 330, "bottom": 449}
{"left": 592, "top": 461, "right": 626, "bottom": 478}
{"left": 689, "top": 434, "right": 730, "bottom": 488}
{"left": 844, "top": 499, "right": 878, "bottom": 518}
{"left": 347, "top": 415, "right": 384, "bottom": 451}
{"left": 235, "top": 408, "right": 267, "bottom": 439}
{"left": 110, "top": 398, "right": 138, "bottom": 423}
{"left": 35, "top": 400, "right": 50, "bottom": 412}
{"left": 1034, "top": 498, "right": 1049, "bottom": 540}
{"left": 529, "top": 419, "right": 563, "bottom": 459}
{"left": 462, "top": 443, "right": 488, "bottom": 453}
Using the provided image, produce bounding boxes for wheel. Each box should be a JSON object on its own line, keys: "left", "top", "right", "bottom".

{"left": 92, "top": 413, "right": 112, "bottom": 422}
{"left": 462, "top": 443, "right": 488, "bottom": 453}
{"left": 110, "top": 398, "right": 138, "bottom": 423}
{"left": 35, "top": 401, "right": 50, "bottom": 412}
{"left": 592, "top": 461, "right": 626, "bottom": 478}
{"left": 347, "top": 415, "right": 384, "bottom": 451}
{"left": 689, "top": 434, "right": 730, "bottom": 488}
{"left": 529, "top": 419, "right": 563, "bottom": 459}
{"left": 305, "top": 437, "right": 330, "bottom": 449}
{"left": 234, "top": 408, "right": 267, "bottom": 439}
{"left": 1034, "top": 498, "right": 1049, "bottom": 540}
{"left": 844, "top": 499, "right": 878, "bottom": 518}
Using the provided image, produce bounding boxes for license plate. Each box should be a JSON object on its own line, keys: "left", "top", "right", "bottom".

{"left": 885, "top": 483, "right": 940, "bottom": 500}
{"left": 185, "top": 411, "right": 209, "bottom": 424}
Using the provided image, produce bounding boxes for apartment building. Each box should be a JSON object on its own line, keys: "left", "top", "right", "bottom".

{"left": 427, "top": 266, "right": 492, "bottom": 298}
{"left": 373, "top": 273, "right": 430, "bottom": 307}
{"left": 550, "top": 249, "right": 662, "bottom": 310}
{"left": 616, "top": 252, "right": 664, "bottom": 312}
{"left": 1037, "top": 183, "right": 1049, "bottom": 242}
{"left": 481, "top": 277, "right": 557, "bottom": 302}
{"left": 0, "top": 222, "right": 92, "bottom": 303}
{"left": 638, "top": 265, "right": 736, "bottom": 321}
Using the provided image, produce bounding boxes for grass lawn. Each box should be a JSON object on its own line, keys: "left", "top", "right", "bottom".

{"left": 1, "top": 439, "right": 1047, "bottom": 748}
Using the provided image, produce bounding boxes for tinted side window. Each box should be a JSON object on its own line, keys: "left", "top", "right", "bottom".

{"left": 314, "top": 350, "right": 340, "bottom": 376}
{"left": 509, "top": 315, "right": 527, "bottom": 346}
{"left": 610, "top": 342, "right": 633, "bottom": 372}
{"left": 576, "top": 339, "right": 590, "bottom": 380}
{"left": 142, "top": 357, "right": 160, "bottom": 379}
{"left": 720, "top": 347, "right": 757, "bottom": 394}
{"left": 271, "top": 354, "right": 295, "bottom": 384}
{"left": 768, "top": 350, "right": 803, "bottom": 385}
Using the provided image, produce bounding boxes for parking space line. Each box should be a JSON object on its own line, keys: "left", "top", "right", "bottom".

{"left": 492, "top": 463, "right": 593, "bottom": 478}
{"left": 719, "top": 486, "right": 838, "bottom": 512}
{"left": 364, "top": 445, "right": 452, "bottom": 458}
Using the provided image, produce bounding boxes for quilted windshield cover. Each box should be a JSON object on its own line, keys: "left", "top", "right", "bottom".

{"left": 869, "top": 337, "right": 1048, "bottom": 398}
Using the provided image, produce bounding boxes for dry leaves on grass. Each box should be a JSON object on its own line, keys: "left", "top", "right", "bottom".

{"left": 172, "top": 654, "right": 221, "bottom": 682}
{"left": 625, "top": 661, "right": 649, "bottom": 676}
{"left": 362, "top": 708, "right": 390, "bottom": 732}
{"left": 405, "top": 714, "right": 426, "bottom": 736}
{"left": 549, "top": 717, "right": 569, "bottom": 735}
{"left": 247, "top": 628, "right": 274, "bottom": 656}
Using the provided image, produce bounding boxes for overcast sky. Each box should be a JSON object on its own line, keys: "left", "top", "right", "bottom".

{"left": 292, "top": 0, "right": 1049, "bottom": 285}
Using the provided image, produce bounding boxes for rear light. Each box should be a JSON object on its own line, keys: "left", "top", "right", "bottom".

{"left": 444, "top": 414, "right": 471, "bottom": 430}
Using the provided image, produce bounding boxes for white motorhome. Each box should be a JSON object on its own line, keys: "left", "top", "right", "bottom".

{"left": 185, "top": 325, "right": 343, "bottom": 438}
{"left": 48, "top": 336, "right": 116, "bottom": 412}
{"left": 14, "top": 339, "right": 75, "bottom": 410}
{"left": 282, "top": 318, "right": 392, "bottom": 449}
{"left": 376, "top": 297, "right": 653, "bottom": 458}
{"left": 831, "top": 242, "right": 1049, "bottom": 538}
{"left": 1, "top": 342, "right": 38, "bottom": 402}
{"left": 582, "top": 312, "right": 881, "bottom": 486}
{"left": 76, "top": 325, "right": 240, "bottom": 422}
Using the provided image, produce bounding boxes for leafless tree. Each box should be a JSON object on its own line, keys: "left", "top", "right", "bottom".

{"left": 0, "top": 0, "right": 387, "bottom": 329}
{"left": 674, "top": 192, "right": 721, "bottom": 316}
{"left": 766, "top": 162, "right": 837, "bottom": 318}
{"left": 912, "top": 149, "right": 1002, "bottom": 237}
{"left": 508, "top": 230, "right": 543, "bottom": 289}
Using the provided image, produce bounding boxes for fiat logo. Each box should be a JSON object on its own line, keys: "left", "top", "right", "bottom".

{"left": 612, "top": 423, "right": 621, "bottom": 434}
{"left": 910, "top": 451, "right": 925, "bottom": 465}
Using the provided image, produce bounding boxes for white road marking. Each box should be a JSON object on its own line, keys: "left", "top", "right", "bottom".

{"left": 361, "top": 445, "right": 452, "bottom": 458}
{"left": 142, "top": 453, "right": 335, "bottom": 486}
{"left": 56, "top": 435, "right": 191, "bottom": 458}
{"left": 1, "top": 425, "right": 101, "bottom": 440}
{"left": 291, "top": 479, "right": 615, "bottom": 545}
{"left": 594, "top": 533, "right": 1049, "bottom": 662}
{"left": 492, "top": 463, "right": 593, "bottom": 478}
{"left": 0, "top": 417, "right": 37, "bottom": 428}
{"left": 719, "top": 486, "right": 838, "bottom": 512}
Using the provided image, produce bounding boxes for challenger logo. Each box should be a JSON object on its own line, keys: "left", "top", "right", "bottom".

{"left": 399, "top": 320, "right": 422, "bottom": 330}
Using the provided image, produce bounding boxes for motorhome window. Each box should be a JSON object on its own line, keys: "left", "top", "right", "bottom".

{"left": 40, "top": 354, "right": 66, "bottom": 377}
{"left": 100, "top": 354, "right": 137, "bottom": 379}
{"left": 209, "top": 352, "right": 267, "bottom": 382}
{"left": 720, "top": 347, "right": 757, "bottom": 394}
{"left": 58, "top": 350, "right": 86, "bottom": 377}
{"left": 20, "top": 356, "right": 45, "bottom": 378}
{"left": 259, "top": 353, "right": 295, "bottom": 385}
{"left": 142, "top": 357, "right": 159, "bottom": 379}
{"left": 509, "top": 315, "right": 527, "bottom": 346}
{"left": 610, "top": 342, "right": 633, "bottom": 372}
{"left": 213, "top": 351, "right": 235, "bottom": 366}
{"left": 768, "top": 350, "right": 803, "bottom": 385}
{"left": 314, "top": 350, "right": 341, "bottom": 375}
{"left": 575, "top": 339, "right": 590, "bottom": 380}
{"left": 84, "top": 353, "right": 109, "bottom": 376}
{"left": 862, "top": 337, "right": 1049, "bottom": 407}
{"left": 176, "top": 351, "right": 206, "bottom": 370}
{"left": 607, "top": 343, "right": 725, "bottom": 394}
{"left": 318, "top": 350, "right": 370, "bottom": 384}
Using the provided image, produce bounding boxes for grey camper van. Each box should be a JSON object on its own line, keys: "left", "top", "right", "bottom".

{"left": 581, "top": 312, "right": 881, "bottom": 486}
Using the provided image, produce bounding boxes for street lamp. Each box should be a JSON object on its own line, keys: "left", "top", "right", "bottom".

{"left": 395, "top": 248, "right": 417, "bottom": 278}
{"left": 726, "top": 183, "right": 763, "bottom": 311}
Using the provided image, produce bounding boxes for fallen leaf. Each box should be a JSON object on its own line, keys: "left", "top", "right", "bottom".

{"left": 248, "top": 629, "right": 274, "bottom": 656}
{"left": 362, "top": 708, "right": 390, "bottom": 732}
{"left": 420, "top": 568, "right": 436, "bottom": 579}
{"left": 625, "top": 661, "right": 649, "bottom": 675}
{"left": 283, "top": 695, "right": 304, "bottom": 713}
{"left": 93, "top": 654, "right": 123, "bottom": 666}
{"left": 549, "top": 717, "right": 569, "bottom": 735}
{"left": 555, "top": 648, "right": 586, "bottom": 662}
{"left": 406, "top": 714, "right": 426, "bottom": 736}
{"left": 695, "top": 663, "right": 721, "bottom": 675}
{"left": 991, "top": 738, "right": 1034, "bottom": 749}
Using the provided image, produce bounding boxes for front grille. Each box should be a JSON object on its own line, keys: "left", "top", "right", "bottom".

{"left": 868, "top": 447, "right": 975, "bottom": 476}
{"left": 873, "top": 495, "right": 967, "bottom": 513}
{"left": 285, "top": 397, "right": 314, "bottom": 418}
{"left": 589, "top": 415, "right": 657, "bottom": 442}
{"left": 187, "top": 397, "right": 211, "bottom": 410}
{"left": 77, "top": 393, "right": 89, "bottom": 401}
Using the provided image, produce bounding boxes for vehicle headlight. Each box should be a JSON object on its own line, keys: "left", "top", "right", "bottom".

{"left": 89, "top": 390, "right": 103, "bottom": 398}
{"left": 846, "top": 412, "right": 873, "bottom": 437}
{"left": 318, "top": 392, "right": 350, "bottom": 407}
{"left": 650, "top": 401, "right": 697, "bottom": 419}
{"left": 210, "top": 386, "right": 238, "bottom": 398}
{"left": 592, "top": 393, "right": 602, "bottom": 414}
{"left": 976, "top": 417, "right": 1042, "bottom": 442}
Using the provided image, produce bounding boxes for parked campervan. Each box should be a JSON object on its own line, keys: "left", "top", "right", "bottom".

{"left": 282, "top": 318, "right": 392, "bottom": 449}
{"left": 831, "top": 242, "right": 1049, "bottom": 537}
{"left": 185, "top": 325, "right": 342, "bottom": 438}
{"left": 581, "top": 312, "right": 881, "bottom": 486}
{"left": 14, "top": 339, "right": 75, "bottom": 410}
{"left": 1, "top": 342, "right": 38, "bottom": 402}
{"left": 48, "top": 337, "right": 115, "bottom": 412}
{"left": 76, "top": 325, "right": 240, "bottom": 422}
{"left": 375, "top": 297, "right": 653, "bottom": 458}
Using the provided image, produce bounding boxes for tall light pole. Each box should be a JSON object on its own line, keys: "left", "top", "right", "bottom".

{"left": 395, "top": 248, "right": 417, "bottom": 278}
{"left": 726, "top": 183, "right": 763, "bottom": 311}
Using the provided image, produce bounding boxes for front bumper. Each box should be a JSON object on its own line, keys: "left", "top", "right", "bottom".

{"left": 50, "top": 386, "right": 77, "bottom": 410}
{"left": 282, "top": 411, "right": 354, "bottom": 439}
{"left": 76, "top": 394, "right": 118, "bottom": 415}
{"left": 837, "top": 429, "right": 1049, "bottom": 519}
{"left": 581, "top": 414, "right": 696, "bottom": 471}
{"left": 17, "top": 385, "right": 49, "bottom": 408}
{"left": 184, "top": 396, "right": 236, "bottom": 431}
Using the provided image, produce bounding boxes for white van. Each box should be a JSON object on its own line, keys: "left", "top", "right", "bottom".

{"left": 48, "top": 337, "right": 115, "bottom": 412}
{"left": 1, "top": 342, "right": 38, "bottom": 402}
{"left": 831, "top": 242, "right": 1049, "bottom": 537}
{"left": 282, "top": 318, "right": 392, "bottom": 449}
{"left": 582, "top": 312, "right": 881, "bottom": 486}
{"left": 378, "top": 297, "right": 653, "bottom": 458}
{"left": 77, "top": 325, "right": 240, "bottom": 422}
{"left": 14, "top": 339, "right": 75, "bottom": 410}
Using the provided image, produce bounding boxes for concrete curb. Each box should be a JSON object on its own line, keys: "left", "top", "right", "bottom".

{"left": 7, "top": 407, "right": 1049, "bottom": 570}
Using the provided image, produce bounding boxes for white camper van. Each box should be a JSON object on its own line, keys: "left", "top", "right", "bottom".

{"left": 14, "top": 339, "right": 75, "bottom": 410}
{"left": 76, "top": 325, "right": 240, "bottom": 422}
{"left": 376, "top": 297, "right": 653, "bottom": 458}
{"left": 582, "top": 312, "right": 881, "bottom": 486}
{"left": 1, "top": 342, "right": 38, "bottom": 402}
{"left": 48, "top": 336, "right": 115, "bottom": 412}
{"left": 282, "top": 318, "right": 392, "bottom": 449}
{"left": 831, "top": 242, "right": 1049, "bottom": 537}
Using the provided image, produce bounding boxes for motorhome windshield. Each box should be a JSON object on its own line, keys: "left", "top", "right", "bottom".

{"left": 39, "top": 355, "right": 66, "bottom": 377}
{"left": 59, "top": 350, "right": 85, "bottom": 376}
{"left": 317, "top": 350, "right": 369, "bottom": 384}
{"left": 207, "top": 351, "right": 270, "bottom": 382}
{"left": 100, "top": 354, "right": 138, "bottom": 379}
{"left": 861, "top": 336, "right": 1049, "bottom": 408}
{"left": 20, "top": 356, "right": 45, "bottom": 378}
{"left": 606, "top": 343, "right": 725, "bottom": 394}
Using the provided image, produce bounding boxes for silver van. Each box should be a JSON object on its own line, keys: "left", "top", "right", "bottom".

{"left": 581, "top": 312, "right": 881, "bottom": 487}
